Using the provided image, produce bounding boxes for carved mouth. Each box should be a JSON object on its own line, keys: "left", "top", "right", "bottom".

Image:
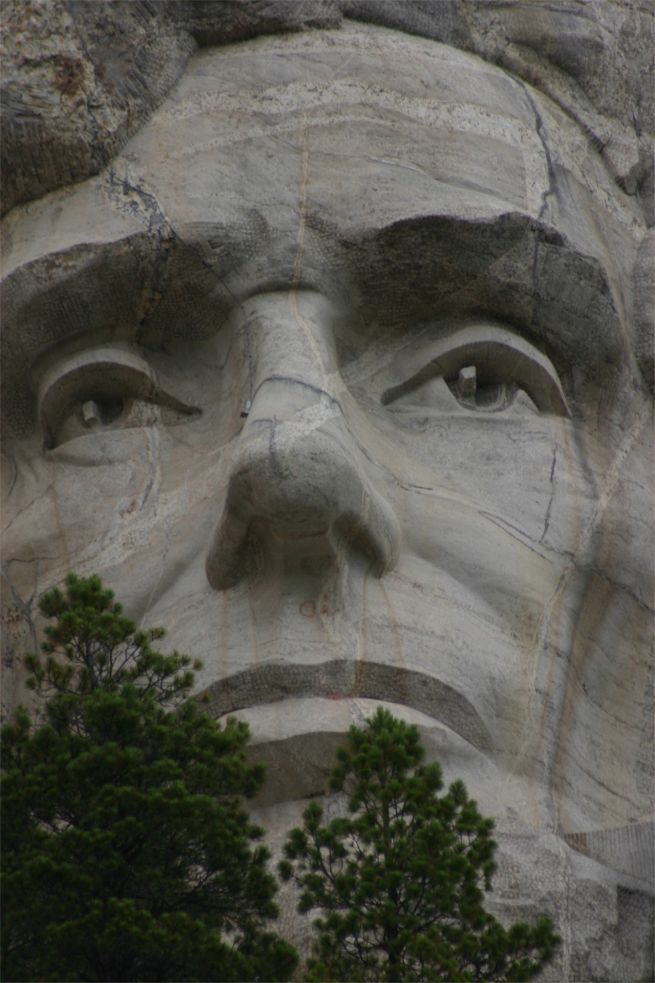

{"left": 196, "top": 659, "right": 492, "bottom": 756}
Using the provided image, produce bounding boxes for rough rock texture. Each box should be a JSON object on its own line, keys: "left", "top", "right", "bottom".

{"left": 1, "top": 5, "right": 653, "bottom": 981}
{"left": 2, "top": 1, "right": 653, "bottom": 217}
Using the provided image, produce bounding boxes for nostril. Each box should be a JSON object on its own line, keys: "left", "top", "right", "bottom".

{"left": 331, "top": 513, "right": 392, "bottom": 578}
{"left": 205, "top": 426, "right": 400, "bottom": 591}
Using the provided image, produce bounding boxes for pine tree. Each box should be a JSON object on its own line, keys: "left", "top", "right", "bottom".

{"left": 1, "top": 573, "right": 297, "bottom": 982}
{"left": 279, "top": 708, "right": 558, "bottom": 982}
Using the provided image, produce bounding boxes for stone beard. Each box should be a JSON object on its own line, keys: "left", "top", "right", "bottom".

{"left": 2, "top": 23, "right": 653, "bottom": 979}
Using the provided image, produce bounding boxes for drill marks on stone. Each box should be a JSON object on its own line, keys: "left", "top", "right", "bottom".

{"left": 288, "top": 115, "right": 332, "bottom": 397}
{"left": 314, "top": 563, "right": 342, "bottom": 650}
{"left": 240, "top": 314, "right": 257, "bottom": 417}
{"left": 353, "top": 563, "right": 370, "bottom": 699}
{"left": 50, "top": 476, "right": 73, "bottom": 575}
{"left": 566, "top": 822, "right": 655, "bottom": 886}
{"left": 550, "top": 835, "right": 573, "bottom": 983}
{"left": 379, "top": 577, "right": 405, "bottom": 677}
{"left": 292, "top": 136, "right": 310, "bottom": 288}
{"left": 217, "top": 588, "right": 232, "bottom": 685}
{"left": 287, "top": 47, "right": 322, "bottom": 370}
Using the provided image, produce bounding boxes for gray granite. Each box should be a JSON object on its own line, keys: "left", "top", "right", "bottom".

{"left": 2, "top": 6, "right": 653, "bottom": 979}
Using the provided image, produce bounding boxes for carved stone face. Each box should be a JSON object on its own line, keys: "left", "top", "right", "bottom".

{"left": 2, "top": 25, "right": 652, "bottom": 837}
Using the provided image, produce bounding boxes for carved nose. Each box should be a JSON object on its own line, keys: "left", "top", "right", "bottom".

{"left": 205, "top": 293, "right": 400, "bottom": 591}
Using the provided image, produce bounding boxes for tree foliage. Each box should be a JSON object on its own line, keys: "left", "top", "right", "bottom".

{"left": 2, "top": 573, "right": 297, "bottom": 982}
{"left": 280, "top": 708, "right": 558, "bottom": 982}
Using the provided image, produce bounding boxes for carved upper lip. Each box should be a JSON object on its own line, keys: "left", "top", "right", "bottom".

{"left": 205, "top": 417, "right": 400, "bottom": 590}
{"left": 196, "top": 659, "right": 493, "bottom": 757}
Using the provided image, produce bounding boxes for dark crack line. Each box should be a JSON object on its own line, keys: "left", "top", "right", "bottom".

{"left": 540, "top": 445, "right": 558, "bottom": 544}
{"left": 104, "top": 166, "right": 244, "bottom": 333}
{"left": 533, "top": 117, "right": 557, "bottom": 222}
{"left": 2, "top": 481, "right": 56, "bottom": 532}
{"left": 249, "top": 373, "right": 342, "bottom": 409}
{"left": 520, "top": 83, "right": 560, "bottom": 343}
{"left": 584, "top": 565, "right": 654, "bottom": 616}
{"left": 106, "top": 167, "right": 168, "bottom": 233}
{"left": 478, "top": 510, "right": 550, "bottom": 560}
{"left": 2, "top": 451, "right": 18, "bottom": 498}
{"left": 106, "top": 166, "right": 178, "bottom": 333}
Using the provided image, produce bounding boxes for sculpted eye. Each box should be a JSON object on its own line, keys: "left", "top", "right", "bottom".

{"left": 37, "top": 347, "right": 200, "bottom": 450}
{"left": 382, "top": 325, "right": 570, "bottom": 418}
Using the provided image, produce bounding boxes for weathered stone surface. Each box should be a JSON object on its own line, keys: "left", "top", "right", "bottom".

{"left": 1, "top": 6, "right": 653, "bottom": 980}
{"left": 0, "top": 1, "right": 192, "bottom": 215}
{"left": 2, "top": 1, "right": 653, "bottom": 216}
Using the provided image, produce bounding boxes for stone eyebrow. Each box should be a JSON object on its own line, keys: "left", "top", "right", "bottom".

{"left": 345, "top": 212, "right": 622, "bottom": 370}
{"left": 2, "top": 207, "right": 619, "bottom": 367}
{"left": 1, "top": 210, "right": 620, "bottom": 435}
{"left": 0, "top": 231, "right": 236, "bottom": 434}
{"left": 3, "top": 226, "right": 245, "bottom": 344}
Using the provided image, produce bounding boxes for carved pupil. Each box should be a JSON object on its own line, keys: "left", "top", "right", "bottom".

{"left": 81, "top": 397, "right": 125, "bottom": 427}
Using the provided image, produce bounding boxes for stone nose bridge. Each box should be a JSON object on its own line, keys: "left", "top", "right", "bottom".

{"left": 205, "top": 291, "right": 400, "bottom": 590}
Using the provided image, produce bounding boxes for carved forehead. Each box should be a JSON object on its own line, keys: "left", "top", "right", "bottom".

{"left": 142, "top": 27, "right": 640, "bottom": 238}
{"left": 3, "top": 1, "right": 651, "bottom": 218}
{"left": 4, "top": 26, "right": 641, "bottom": 271}
{"left": 143, "top": 27, "right": 548, "bottom": 217}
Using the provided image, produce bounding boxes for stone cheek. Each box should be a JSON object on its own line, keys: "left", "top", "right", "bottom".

{"left": 1, "top": 22, "right": 653, "bottom": 983}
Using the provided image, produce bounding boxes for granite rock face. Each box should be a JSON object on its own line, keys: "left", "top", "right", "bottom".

{"left": 2, "top": 1, "right": 653, "bottom": 216}
{"left": 1, "top": 4, "right": 653, "bottom": 980}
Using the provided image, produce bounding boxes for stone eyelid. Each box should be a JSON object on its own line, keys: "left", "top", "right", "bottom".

{"left": 381, "top": 324, "right": 570, "bottom": 417}
{"left": 37, "top": 346, "right": 200, "bottom": 450}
